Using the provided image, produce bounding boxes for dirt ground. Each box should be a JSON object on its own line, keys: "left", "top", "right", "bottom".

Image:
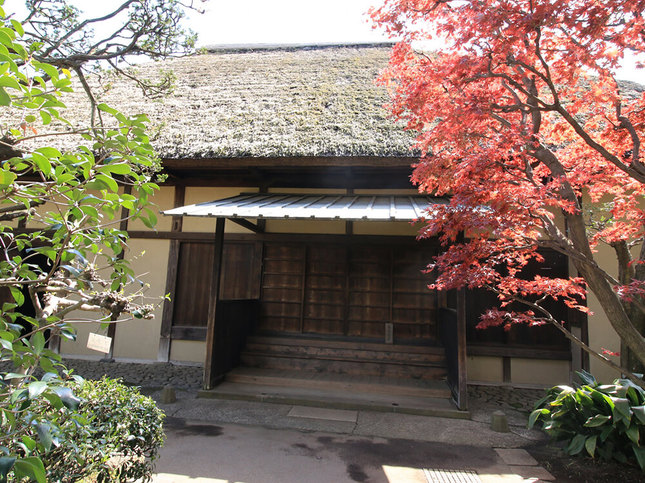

{"left": 470, "top": 386, "right": 645, "bottom": 482}
{"left": 528, "top": 444, "right": 644, "bottom": 482}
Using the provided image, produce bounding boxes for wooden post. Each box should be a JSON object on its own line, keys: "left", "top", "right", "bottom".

{"left": 103, "top": 184, "right": 132, "bottom": 361}
{"left": 456, "top": 286, "right": 469, "bottom": 410}
{"left": 203, "top": 217, "right": 226, "bottom": 390}
{"left": 158, "top": 185, "right": 186, "bottom": 362}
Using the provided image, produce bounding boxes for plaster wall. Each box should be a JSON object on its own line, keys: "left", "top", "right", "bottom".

{"left": 128, "top": 185, "right": 174, "bottom": 232}
{"left": 467, "top": 356, "right": 503, "bottom": 383}
{"left": 170, "top": 340, "right": 206, "bottom": 363}
{"left": 182, "top": 187, "right": 259, "bottom": 233}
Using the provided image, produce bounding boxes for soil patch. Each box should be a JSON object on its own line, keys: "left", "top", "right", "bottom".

{"left": 527, "top": 443, "right": 643, "bottom": 482}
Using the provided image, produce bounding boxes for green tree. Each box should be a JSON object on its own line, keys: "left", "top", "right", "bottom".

{"left": 0, "top": 1, "right": 204, "bottom": 480}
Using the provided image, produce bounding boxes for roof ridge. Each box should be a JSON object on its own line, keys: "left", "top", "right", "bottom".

{"left": 203, "top": 42, "right": 395, "bottom": 54}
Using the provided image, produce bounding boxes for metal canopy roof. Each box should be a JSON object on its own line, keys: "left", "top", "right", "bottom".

{"left": 163, "top": 193, "right": 447, "bottom": 221}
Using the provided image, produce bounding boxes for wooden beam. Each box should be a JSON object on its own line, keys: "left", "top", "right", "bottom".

{"left": 467, "top": 345, "right": 572, "bottom": 360}
{"left": 128, "top": 230, "right": 442, "bottom": 247}
{"left": 203, "top": 217, "right": 226, "bottom": 390}
{"left": 103, "top": 184, "right": 132, "bottom": 361}
{"left": 162, "top": 155, "right": 416, "bottom": 169}
{"left": 158, "top": 185, "right": 185, "bottom": 362}
{"left": 171, "top": 326, "right": 207, "bottom": 341}
{"left": 502, "top": 357, "right": 511, "bottom": 383}
{"left": 229, "top": 217, "right": 264, "bottom": 233}
{"left": 456, "top": 286, "right": 468, "bottom": 410}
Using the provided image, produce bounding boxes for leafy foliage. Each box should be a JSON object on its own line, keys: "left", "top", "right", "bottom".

{"left": 530, "top": 371, "right": 645, "bottom": 470}
{"left": 371, "top": 1, "right": 645, "bottom": 377}
{"left": 0, "top": 0, "right": 198, "bottom": 480}
{"left": 40, "top": 377, "right": 165, "bottom": 483}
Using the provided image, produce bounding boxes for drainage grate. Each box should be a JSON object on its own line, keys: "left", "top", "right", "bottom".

{"left": 424, "top": 468, "right": 482, "bottom": 483}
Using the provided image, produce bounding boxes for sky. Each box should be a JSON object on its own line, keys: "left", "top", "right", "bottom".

{"left": 5, "top": 0, "right": 393, "bottom": 46}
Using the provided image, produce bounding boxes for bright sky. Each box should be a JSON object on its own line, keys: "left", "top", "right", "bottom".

{"left": 5, "top": 0, "right": 393, "bottom": 46}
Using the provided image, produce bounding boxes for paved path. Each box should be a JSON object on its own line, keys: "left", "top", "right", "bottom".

{"left": 151, "top": 390, "right": 554, "bottom": 482}
{"left": 153, "top": 418, "right": 544, "bottom": 483}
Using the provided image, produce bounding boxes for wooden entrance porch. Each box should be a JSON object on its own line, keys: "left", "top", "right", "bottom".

{"left": 162, "top": 194, "right": 469, "bottom": 411}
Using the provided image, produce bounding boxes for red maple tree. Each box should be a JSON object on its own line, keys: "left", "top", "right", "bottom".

{"left": 370, "top": 0, "right": 645, "bottom": 379}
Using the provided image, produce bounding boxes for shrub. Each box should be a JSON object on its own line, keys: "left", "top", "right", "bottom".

{"left": 529, "top": 371, "right": 645, "bottom": 470}
{"left": 42, "top": 377, "right": 165, "bottom": 482}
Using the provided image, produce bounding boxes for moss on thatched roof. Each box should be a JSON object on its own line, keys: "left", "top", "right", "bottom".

{"left": 45, "top": 43, "right": 417, "bottom": 160}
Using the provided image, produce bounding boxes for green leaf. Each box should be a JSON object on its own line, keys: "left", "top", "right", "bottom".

{"left": 0, "top": 456, "right": 16, "bottom": 482}
{"left": 8, "top": 287, "right": 23, "bottom": 306}
{"left": 95, "top": 173, "right": 119, "bottom": 192}
{"left": 633, "top": 445, "right": 645, "bottom": 470}
{"left": 34, "top": 423, "right": 53, "bottom": 452}
{"left": 626, "top": 423, "right": 640, "bottom": 445}
{"left": 632, "top": 405, "right": 645, "bottom": 425}
{"left": 32, "top": 62, "right": 59, "bottom": 81}
{"left": 528, "top": 408, "right": 549, "bottom": 429}
{"left": 31, "top": 153, "right": 51, "bottom": 177}
{"left": 13, "top": 457, "right": 46, "bottom": 483}
{"left": 612, "top": 397, "right": 631, "bottom": 423}
{"left": 35, "top": 147, "right": 61, "bottom": 158}
{"left": 584, "top": 414, "right": 611, "bottom": 427}
{"left": 567, "top": 434, "right": 586, "bottom": 455}
{"left": 97, "top": 163, "right": 132, "bottom": 175}
{"left": 0, "top": 86, "right": 10, "bottom": 106}
{"left": 10, "top": 19, "right": 24, "bottom": 37}
{"left": 28, "top": 381, "right": 47, "bottom": 400}
{"left": 585, "top": 435, "right": 597, "bottom": 457}
{"left": 0, "top": 169, "right": 16, "bottom": 186}
{"left": 0, "top": 76, "right": 20, "bottom": 90}
{"left": 31, "top": 332, "right": 46, "bottom": 355}
{"left": 577, "top": 370, "right": 597, "bottom": 386}
{"left": 53, "top": 387, "right": 81, "bottom": 410}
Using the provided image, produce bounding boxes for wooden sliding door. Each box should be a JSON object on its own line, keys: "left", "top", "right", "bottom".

{"left": 259, "top": 240, "right": 439, "bottom": 343}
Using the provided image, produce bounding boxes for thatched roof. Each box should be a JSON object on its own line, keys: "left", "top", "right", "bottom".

{"left": 46, "top": 43, "right": 417, "bottom": 161}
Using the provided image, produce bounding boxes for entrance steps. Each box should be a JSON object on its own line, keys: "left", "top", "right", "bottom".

{"left": 239, "top": 336, "right": 448, "bottom": 381}
{"left": 198, "top": 367, "right": 468, "bottom": 419}
{"left": 197, "top": 336, "right": 467, "bottom": 419}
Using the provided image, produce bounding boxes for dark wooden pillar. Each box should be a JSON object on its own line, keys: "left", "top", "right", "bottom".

{"left": 101, "top": 184, "right": 132, "bottom": 361}
{"left": 203, "top": 217, "right": 226, "bottom": 389}
{"left": 456, "top": 286, "right": 469, "bottom": 410}
{"left": 158, "top": 185, "right": 185, "bottom": 362}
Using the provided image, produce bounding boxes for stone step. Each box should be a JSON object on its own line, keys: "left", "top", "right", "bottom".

{"left": 199, "top": 379, "right": 467, "bottom": 419}
{"left": 239, "top": 352, "right": 447, "bottom": 380}
{"left": 226, "top": 367, "right": 452, "bottom": 398}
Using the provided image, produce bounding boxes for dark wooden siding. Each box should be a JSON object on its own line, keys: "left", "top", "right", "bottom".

{"left": 465, "top": 249, "right": 571, "bottom": 351}
{"left": 172, "top": 241, "right": 261, "bottom": 328}
{"left": 259, "top": 241, "right": 439, "bottom": 343}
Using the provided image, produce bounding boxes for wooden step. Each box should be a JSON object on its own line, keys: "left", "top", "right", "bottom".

{"left": 244, "top": 341, "right": 445, "bottom": 364}
{"left": 239, "top": 353, "right": 447, "bottom": 380}
{"left": 225, "top": 367, "right": 452, "bottom": 398}
{"left": 247, "top": 335, "right": 444, "bottom": 355}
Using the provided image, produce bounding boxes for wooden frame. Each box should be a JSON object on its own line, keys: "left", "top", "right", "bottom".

{"left": 158, "top": 185, "right": 185, "bottom": 362}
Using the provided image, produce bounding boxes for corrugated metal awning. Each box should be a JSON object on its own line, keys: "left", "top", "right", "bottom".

{"left": 163, "top": 193, "right": 447, "bottom": 221}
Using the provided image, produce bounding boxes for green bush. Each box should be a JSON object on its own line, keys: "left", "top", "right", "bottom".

{"left": 529, "top": 370, "right": 645, "bottom": 470}
{"left": 42, "top": 377, "right": 165, "bottom": 482}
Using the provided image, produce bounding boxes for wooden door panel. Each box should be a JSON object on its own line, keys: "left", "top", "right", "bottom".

{"left": 259, "top": 240, "right": 439, "bottom": 342}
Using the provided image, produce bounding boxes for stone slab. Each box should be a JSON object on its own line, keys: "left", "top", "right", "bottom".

{"left": 509, "top": 465, "right": 555, "bottom": 481}
{"left": 287, "top": 405, "right": 358, "bottom": 422}
{"left": 494, "top": 448, "right": 538, "bottom": 466}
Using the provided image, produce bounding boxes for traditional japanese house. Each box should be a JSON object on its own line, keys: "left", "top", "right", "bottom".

{"left": 54, "top": 43, "right": 596, "bottom": 412}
